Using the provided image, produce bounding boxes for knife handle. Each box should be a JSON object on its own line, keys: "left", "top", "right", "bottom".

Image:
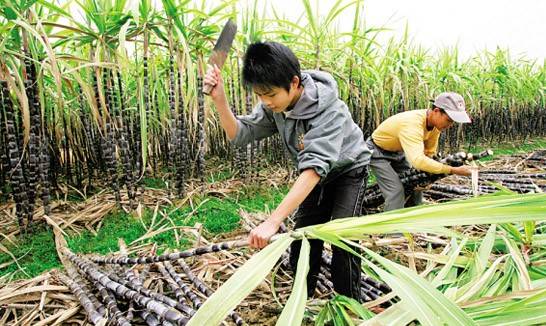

{"left": 203, "top": 82, "right": 213, "bottom": 96}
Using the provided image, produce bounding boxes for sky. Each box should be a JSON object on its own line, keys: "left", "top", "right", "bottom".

{"left": 261, "top": 0, "right": 546, "bottom": 60}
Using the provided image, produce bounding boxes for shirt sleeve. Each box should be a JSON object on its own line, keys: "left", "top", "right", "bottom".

{"left": 231, "top": 103, "right": 278, "bottom": 148}
{"left": 399, "top": 123, "right": 451, "bottom": 174}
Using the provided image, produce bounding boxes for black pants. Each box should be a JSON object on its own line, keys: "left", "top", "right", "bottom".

{"left": 289, "top": 166, "right": 368, "bottom": 300}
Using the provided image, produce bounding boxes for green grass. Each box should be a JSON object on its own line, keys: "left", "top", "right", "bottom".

{"left": 0, "top": 183, "right": 288, "bottom": 280}
{"left": 0, "top": 226, "right": 61, "bottom": 279}
{"left": 142, "top": 177, "right": 168, "bottom": 189}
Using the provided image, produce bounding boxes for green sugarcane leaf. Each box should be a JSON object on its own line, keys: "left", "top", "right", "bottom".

{"left": 361, "top": 301, "right": 414, "bottom": 326}
{"left": 474, "top": 306, "right": 546, "bottom": 326}
{"left": 372, "top": 267, "right": 439, "bottom": 326}
{"left": 524, "top": 221, "right": 535, "bottom": 245}
{"left": 364, "top": 248, "right": 477, "bottom": 325}
{"left": 336, "top": 295, "right": 375, "bottom": 320}
{"left": 187, "top": 234, "right": 294, "bottom": 325}
{"left": 432, "top": 238, "right": 468, "bottom": 287}
{"left": 502, "top": 236, "right": 531, "bottom": 290}
{"left": 474, "top": 224, "right": 498, "bottom": 276}
{"left": 456, "top": 255, "right": 507, "bottom": 303}
{"left": 276, "top": 236, "right": 309, "bottom": 326}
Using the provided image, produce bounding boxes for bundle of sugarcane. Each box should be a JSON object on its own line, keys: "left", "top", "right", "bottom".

{"left": 63, "top": 248, "right": 192, "bottom": 325}
{"left": 363, "top": 149, "right": 493, "bottom": 209}
{"left": 423, "top": 171, "right": 545, "bottom": 202}
{"left": 58, "top": 241, "right": 249, "bottom": 325}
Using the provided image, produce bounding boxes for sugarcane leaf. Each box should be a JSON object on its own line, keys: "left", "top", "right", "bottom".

{"left": 187, "top": 233, "right": 294, "bottom": 325}
{"left": 335, "top": 295, "right": 375, "bottom": 320}
{"left": 372, "top": 267, "right": 438, "bottom": 326}
{"left": 474, "top": 224, "right": 497, "bottom": 276}
{"left": 432, "top": 238, "right": 467, "bottom": 287}
{"left": 363, "top": 248, "right": 476, "bottom": 325}
{"left": 276, "top": 236, "right": 309, "bottom": 326}
{"left": 499, "top": 223, "right": 524, "bottom": 242}
{"left": 456, "top": 255, "right": 507, "bottom": 303}
{"left": 361, "top": 301, "right": 415, "bottom": 326}
{"left": 309, "top": 194, "right": 546, "bottom": 238}
{"left": 523, "top": 221, "right": 535, "bottom": 245}
{"left": 501, "top": 235, "right": 531, "bottom": 290}
{"left": 474, "top": 306, "right": 546, "bottom": 326}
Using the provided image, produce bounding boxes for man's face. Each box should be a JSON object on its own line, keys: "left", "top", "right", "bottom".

{"left": 433, "top": 109, "right": 455, "bottom": 131}
{"left": 253, "top": 77, "right": 300, "bottom": 113}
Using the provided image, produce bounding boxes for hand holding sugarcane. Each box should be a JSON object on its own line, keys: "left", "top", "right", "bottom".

{"left": 248, "top": 218, "right": 282, "bottom": 248}
{"left": 450, "top": 165, "right": 473, "bottom": 176}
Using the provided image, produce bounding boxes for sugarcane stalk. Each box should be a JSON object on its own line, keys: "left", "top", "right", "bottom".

{"left": 425, "top": 189, "right": 465, "bottom": 200}
{"left": 90, "top": 239, "right": 249, "bottom": 265}
{"left": 159, "top": 261, "right": 202, "bottom": 308}
{"left": 1, "top": 80, "right": 29, "bottom": 233}
{"left": 103, "top": 70, "right": 121, "bottom": 204}
{"left": 103, "top": 269, "right": 195, "bottom": 317}
{"left": 196, "top": 75, "right": 205, "bottom": 181}
{"left": 23, "top": 56, "right": 41, "bottom": 228}
{"left": 175, "top": 256, "right": 244, "bottom": 325}
{"left": 479, "top": 174, "right": 536, "bottom": 184}
{"left": 57, "top": 272, "right": 107, "bottom": 325}
{"left": 63, "top": 249, "right": 189, "bottom": 325}
{"left": 94, "top": 278, "right": 132, "bottom": 326}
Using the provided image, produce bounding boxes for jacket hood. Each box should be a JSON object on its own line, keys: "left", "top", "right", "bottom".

{"left": 284, "top": 70, "right": 339, "bottom": 120}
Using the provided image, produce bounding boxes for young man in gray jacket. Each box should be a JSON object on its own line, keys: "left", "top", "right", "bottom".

{"left": 204, "top": 41, "right": 371, "bottom": 300}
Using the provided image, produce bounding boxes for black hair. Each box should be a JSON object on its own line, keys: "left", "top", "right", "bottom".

{"left": 242, "top": 41, "right": 301, "bottom": 92}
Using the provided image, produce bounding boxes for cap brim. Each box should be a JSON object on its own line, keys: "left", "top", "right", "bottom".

{"left": 446, "top": 110, "right": 471, "bottom": 123}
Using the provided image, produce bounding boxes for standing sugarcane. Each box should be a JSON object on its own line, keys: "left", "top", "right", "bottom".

{"left": 1, "top": 80, "right": 29, "bottom": 233}
{"left": 142, "top": 28, "right": 152, "bottom": 180}
{"left": 102, "top": 69, "right": 121, "bottom": 204}
{"left": 113, "top": 69, "right": 136, "bottom": 207}
{"left": 23, "top": 53, "right": 41, "bottom": 228}
{"left": 38, "top": 138, "right": 51, "bottom": 216}
{"left": 196, "top": 74, "right": 206, "bottom": 181}
{"left": 166, "top": 30, "right": 180, "bottom": 196}
{"left": 0, "top": 86, "right": 8, "bottom": 196}
{"left": 174, "top": 64, "right": 188, "bottom": 197}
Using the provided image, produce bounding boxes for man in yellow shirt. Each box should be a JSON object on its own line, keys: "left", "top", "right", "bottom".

{"left": 367, "top": 92, "right": 473, "bottom": 211}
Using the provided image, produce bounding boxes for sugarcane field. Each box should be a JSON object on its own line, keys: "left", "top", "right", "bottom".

{"left": 1, "top": 0, "right": 546, "bottom": 325}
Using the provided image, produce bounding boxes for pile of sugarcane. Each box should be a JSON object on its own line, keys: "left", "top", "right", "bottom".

{"left": 363, "top": 149, "right": 494, "bottom": 211}
{"left": 421, "top": 149, "right": 546, "bottom": 202}
{"left": 58, "top": 237, "right": 390, "bottom": 325}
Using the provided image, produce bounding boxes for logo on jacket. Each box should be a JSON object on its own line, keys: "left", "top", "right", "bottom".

{"left": 298, "top": 133, "right": 305, "bottom": 151}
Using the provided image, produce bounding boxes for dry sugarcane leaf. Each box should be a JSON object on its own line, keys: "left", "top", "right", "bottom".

{"left": 38, "top": 274, "right": 49, "bottom": 311}
{"left": 0, "top": 243, "right": 30, "bottom": 278}
{"left": 0, "top": 286, "right": 67, "bottom": 302}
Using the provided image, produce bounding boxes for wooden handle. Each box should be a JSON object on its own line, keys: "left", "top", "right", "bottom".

{"left": 203, "top": 82, "right": 213, "bottom": 95}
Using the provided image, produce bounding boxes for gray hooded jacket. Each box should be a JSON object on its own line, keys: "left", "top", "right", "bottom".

{"left": 231, "top": 70, "right": 371, "bottom": 183}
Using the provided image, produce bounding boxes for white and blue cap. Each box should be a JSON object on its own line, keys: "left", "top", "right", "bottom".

{"left": 433, "top": 92, "right": 471, "bottom": 123}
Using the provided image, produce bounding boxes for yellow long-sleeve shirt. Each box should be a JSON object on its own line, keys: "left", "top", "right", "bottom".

{"left": 371, "top": 109, "right": 451, "bottom": 174}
